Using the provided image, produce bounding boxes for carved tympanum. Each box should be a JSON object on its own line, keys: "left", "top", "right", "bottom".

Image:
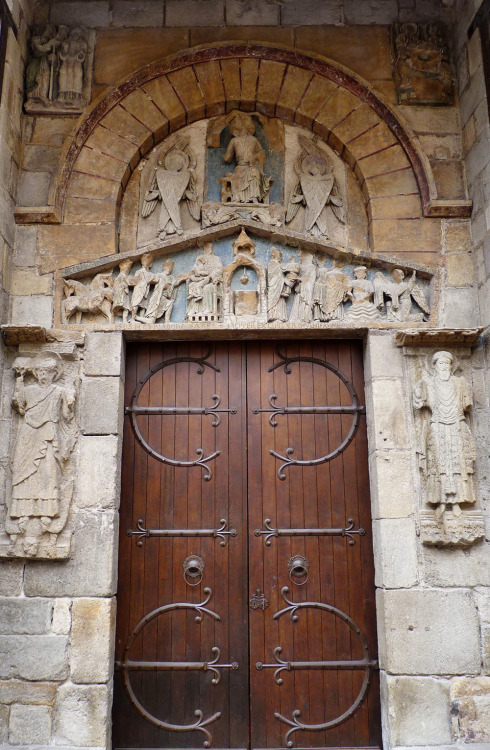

{"left": 25, "top": 24, "right": 93, "bottom": 113}
{"left": 4, "top": 352, "right": 78, "bottom": 559}
{"left": 412, "top": 350, "right": 484, "bottom": 547}
{"left": 393, "top": 22, "right": 454, "bottom": 105}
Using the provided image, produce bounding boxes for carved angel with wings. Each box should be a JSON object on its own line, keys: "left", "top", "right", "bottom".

{"left": 142, "top": 136, "right": 200, "bottom": 240}
{"left": 374, "top": 268, "right": 430, "bottom": 322}
{"left": 285, "top": 136, "right": 344, "bottom": 238}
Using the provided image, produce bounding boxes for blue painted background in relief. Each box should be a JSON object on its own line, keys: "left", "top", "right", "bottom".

{"left": 206, "top": 116, "right": 283, "bottom": 204}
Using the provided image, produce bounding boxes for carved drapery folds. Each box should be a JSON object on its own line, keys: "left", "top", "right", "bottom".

{"left": 25, "top": 24, "right": 94, "bottom": 114}
{"left": 1, "top": 348, "right": 79, "bottom": 559}
{"left": 411, "top": 350, "right": 485, "bottom": 547}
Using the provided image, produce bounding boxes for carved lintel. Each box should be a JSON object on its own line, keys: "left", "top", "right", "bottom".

{"left": 396, "top": 328, "right": 482, "bottom": 347}
{"left": 1, "top": 325, "right": 85, "bottom": 347}
{"left": 420, "top": 510, "right": 485, "bottom": 547}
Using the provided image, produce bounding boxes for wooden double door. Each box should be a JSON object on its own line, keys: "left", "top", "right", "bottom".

{"left": 113, "top": 341, "right": 380, "bottom": 750}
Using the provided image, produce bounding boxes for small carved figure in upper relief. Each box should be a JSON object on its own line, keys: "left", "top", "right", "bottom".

{"left": 286, "top": 136, "right": 344, "bottom": 238}
{"left": 142, "top": 137, "right": 200, "bottom": 240}
{"left": 393, "top": 23, "right": 454, "bottom": 105}
{"left": 57, "top": 26, "right": 87, "bottom": 103}
{"left": 185, "top": 243, "right": 223, "bottom": 321}
{"left": 413, "top": 351, "right": 476, "bottom": 521}
{"left": 289, "top": 252, "right": 317, "bottom": 324}
{"left": 112, "top": 260, "right": 133, "bottom": 323}
{"left": 221, "top": 114, "right": 272, "bottom": 204}
{"left": 129, "top": 253, "right": 156, "bottom": 322}
{"left": 25, "top": 24, "right": 63, "bottom": 103}
{"left": 8, "top": 353, "right": 77, "bottom": 558}
{"left": 374, "top": 268, "right": 430, "bottom": 322}
{"left": 267, "top": 248, "right": 299, "bottom": 323}
{"left": 137, "top": 260, "right": 177, "bottom": 324}
{"left": 313, "top": 257, "right": 349, "bottom": 323}
{"left": 62, "top": 273, "right": 114, "bottom": 324}
{"left": 345, "top": 266, "right": 379, "bottom": 321}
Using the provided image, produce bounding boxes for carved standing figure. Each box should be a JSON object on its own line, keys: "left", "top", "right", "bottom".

{"left": 186, "top": 243, "right": 223, "bottom": 320}
{"left": 112, "top": 260, "right": 133, "bottom": 323}
{"left": 8, "top": 354, "right": 77, "bottom": 557}
{"left": 129, "top": 253, "right": 156, "bottom": 322}
{"left": 267, "top": 248, "right": 299, "bottom": 323}
{"left": 221, "top": 114, "right": 272, "bottom": 204}
{"left": 413, "top": 351, "right": 476, "bottom": 520}
{"left": 25, "top": 24, "right": 63, "bottom": 103}
{"left": 286, "top": 135, "right": 344, "bottom": 238}
{"left": 57, "top": 26, "right": 87, "bottom": 102}
{"left": 289, "top": 252, "right": 317, "bottom": 323}
{"left": 142, "top": 137, "right": 200, "bottom": 240}
{"left": 374, "top": 268, "right": 430, "bottom": 321}
{"left": 313, "top": 257, "right": 349, "bottom": 322}
{"left": 345, "top": 266, "right": 379, "bottom": 321}
{"left": 137, "top": 260, "right": 176, "bottom": 324}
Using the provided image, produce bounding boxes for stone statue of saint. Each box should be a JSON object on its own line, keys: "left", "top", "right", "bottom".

{"left": 266, "top": 248, "right": 299, "bottom": 323}
{"left": 413, "top": 351, "right": 477, "bottom": 520}
{"left": 129, "top": 253, "right": 156, "bottom": 322}
{"left": 186, "top": 243, "right": 223, "bottom": 320}
{"left": 289, "top": 252, "right": 317, "bottom": 323}
{"left": 137, "top": 260, "right": 176, "bottom": 324}
{"left": 57, "top": 26, "right": 87, "bottom": 102}
{"left": 345, "top": 266, "right": 379, "bottom": 321}
{"left": 8, "top": 353, "right": 77, "bottom": 557}
{"left": 313, "top": 257, "right": 349, "bottom": 322}
{"left": 112, "top": 259, "right": 133, "bottom": 323}
{"left": 25, "top": 24, "right": 65, "bottom": 103}
{"left": 221, "top": 114, "right": 272, "bottom": 204}
{"left": 142, "top": 137, "right": 200, "bottom": 239}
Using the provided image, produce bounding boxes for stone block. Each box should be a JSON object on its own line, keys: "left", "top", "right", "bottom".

{"left": 282, "top": 0, "right": 343, "bottom": 24}
{"left": 0, "top": 634, "right": 68, "bottom": 680}
{"left": 348, "top": 122, "right": 398, "bottom": 162}
{"left": 365, "top": 378, "right": 409, "bottom": 452}
{"left": 23, "top": 510, "right": 118, "bottom": 597}
{"left": 451, "top": 676, "right": 490, "bottom": 742}
{"left": 190, "top": 26, "right": 294, "bottom": 49}
{"left": 385, "top": 675, "right": 451, "bottom": 745}
{"left": 0, "top": 679, "right": 56, "bottom": 705}
{"left": 226, "top": 0, "right": 278, "bottom": 25}
{"left": 373, "top": 519, "right": 418, "bottom": 588}
{"left": 9, "top": 703, "right": 51, "bottom": 744}
{"left": 377, "top": 589, "right": 480, "bottom": 675}
{"left": 444, "top": 221, "right": 472, "bottom": 254}
{"left": 84, "top": 332, "right": 124, "bottom": 377}
{"left": 440, "top": 287, "right": 480, "bottom": 327}
{"left": 166, "top": 0, "right": 224, "bottom": 25}
{"left": 22, "top": 144, "right": 60, "bottom": 173}
{"left": 99, "top": 105, "right": 151, "bottom": 149}
{"left": 84, "top": 126, "right": 138, "bottom": 166}
{"left": 369, "top": 195, "right": 422, "bottom": 220}
{"left": 38, "top": 223, "right": 116, "bottom": 274}
{"left": 482, "top": 625, "right": 490, "bottom": 673}
{"left": 0, "top": 597, "right": 52, "bottom": 634}
{"left": 122, "top": 89, "right": 169, "bottom": 139}
{"left": 365, "top": 332, "right": 404, "bottom": 380}
{"left": 402, "top": 106, "right": 461, "bottom": 135}
{"left": 0, "top": 560, "right": 24, "bottom": 596}
{"left": 112, "top": 0, "right": 164, "bottom": 26}
{"left": 421, "top": 544, "right": 490, "bottom": 587}
{"left": 474, "top": 587, "right": 490, "bottom": 623}
{"left": 369, "top": 217, "right": 441, "bottom": 265}
{"left": 51, "top": 598, "right": 72, "bottom": 635}
{"left": 70, "top": 598, "right": 115, "bottom": 683}
{"left": 460, "top": 71, "right": 487, "bottom": 126}
{"left": 343, "top": 0, "right": 398, "bottom": 24}
{"left": 276, "top": 66, "right": 313, "bottom": 119}
{"left": 16, "top": 171, "right": 51, "bottom": 206}
{"left": 64, "top": 197, "right": 116, "bottom": 224}
{"left": 10, "top": 269, "right": 52, "bottom": 296}
{"left": 77, "top": 435, "right": 121, "bottom": 509}
{"left": 30, "top": 116, "right": 75, "bottom": 146}
{"left": 80, "top": 377, "right": 123, "bottom": 435}
{"left": 366, "top": 167, "right": 419, "bottom": 198}
{"left": 66, "top": 172, "right": 120, "bottom": 202}
{"left": 13, "top": 225, "right": 37, "bottom": 267}
{"left": 167, "top": 67, "right": 205, "bottom": 122}
{"left": 50, "top": 1, "right": 110, "bottom": 26}
{"left": 74, "top": 147, "right": 129, "bottom": 185}
{"left": 446, "top": 252, "right": 475, "bottom": 286}
{"left": 0, "top": 705, "right": 7, "bottom": 743}
{"left": 10, "top": 295, "right": 53, "bottom": 327}
{"left": 54, "top": 682, "right": 111, "bottom": 747}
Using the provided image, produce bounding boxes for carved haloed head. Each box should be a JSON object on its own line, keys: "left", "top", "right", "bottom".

{"left": 303, "top": 154, "right": 329, "bottom": 176}
{"left": 432, "top": 351, "right": 453, "bottom": 381}
{"left": 163, "top": 149, "right": 188, "bottom": 172}
{"left": 392, "top": 268, "right": 405, "bottom": 283}
{"left": 141, "top": 252, "right": 154, "bottom": 269}
{"left": 230, "top": 113, "right": 255, "bottom": 137}
{"left": 271, "top": 247, "right": 282, "bottom": 262}
{"left": 353, "top": 266, "right": 367, "bottom": 279}
{"left": 31, "top": 353, "right": 63, "bottom": 385}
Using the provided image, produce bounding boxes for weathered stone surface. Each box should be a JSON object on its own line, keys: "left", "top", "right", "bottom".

{"left": 446, "top": 252, "right": 475, "bottom": 286}
{"left": 441, "top": 288, "right": 480, "bottom": 327}
{"left": 112, "top": 0, "right": 164, "bottom": 27}
{"left": 83, "top": 331, "right": 124, "bottom": 377}
{"left": 365, "top": 332, "right": 404, "bottom": 380}
{"left": 0, "top": 597, "right": 52, "bottom": 635}
{"left": 444, "top": 221, "right": 473, "bottom": 254}
{"left": 13, "top": 226, "right": 37, "bottom": 267}
{"left": 226, "top": 0, "right": 278, "bottom": 25}
{"left": 421, "top": 544, "right": 490, "bottom": 587}
{"left": 16, "top": 171, "right": 51, "bottom": 207}
{"left": 10, "top": 269, "right": 52, "bottom": 296}
{"left": 166, "top": 0, "right": 224, "bottom": 25}
{"left": 23, "top": 510, "right": 118, "bottom": 597}
{"left": 10, "top": 295, "right": 53, "bottom": 327}
{"left": 402, "top": 106, "right": 461, "bottom": 135}
{"left": 0, "top": 679, "right": 56, "bottom": 705}
{"left": 385, "top": 675, "right": 451, "bottom": 745}
{"left": 50, "top": 1, "right": 109, "bottom": 26}
{"left": 190, "top": 26, "right": 294, "bottom": 48}
{"left": 51, "top": 598, "right": 72, "bottom": 635}
{"left": 70, "top": 598, "right": 115, "bottom": 683}
{"left": 282, "top": 0, "right": 343, "bottom": 25}
{"left": 38, "top": 224, "right": 116, "bottom": 274}
{"left": 365, "top": 379, "right": 409, "bottom": 452}
{"left": 0, "top": 634, "right": 68, "bottom": 680}
{"left": 377, "top": 589, "right": 480, "bottom": 675}
{"left": 54, "top": 682, "right": 111, "bottom": 747}
{"left": 451, "top": 676, "right": 490, "bottom": 742}
{"left": 76, "top": 436, "right": 121, "bottom": 510}
{"left": 0, "top": 704, "right": 7, "bottom": 743}
{"left": 9, "top": 703, "right": 51, "bottom": 744}
{"left": 0, "top": 560, "right": 24, "bottom": 596}
{"left": 80, "top": 377, "right": 123, "bottom": 435}
{"left": 373, "top": 519, "right": 418, "bottom": 588}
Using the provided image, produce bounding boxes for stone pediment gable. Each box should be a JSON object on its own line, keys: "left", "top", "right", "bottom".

{"left": 56, "top": 222, "right": 436, "bottom": 332}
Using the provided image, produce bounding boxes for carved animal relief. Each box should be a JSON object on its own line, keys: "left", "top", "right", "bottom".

{"left": 412, "top": 351, "right": 484, "bottom": 547}
{"left": 1, "top": 350, "right": 79, "bottom": 559}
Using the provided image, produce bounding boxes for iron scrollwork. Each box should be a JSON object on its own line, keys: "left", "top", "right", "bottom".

{"left": 126, "top": 346, "right": 236, "bottom": 480}
{"left": 253, "top": 347, "right": 366, "bottom": 480}
{"left": 116, "top": 588, "right": 238, "bottom": 748}
{"left": 254, "top": 517, "right": 365, "bottom": 546}
{"left": 256, "top": 586, "right": 378, "bottom": 748}
{"left": 127, "top": 518, "right": 237, "bottom": 547}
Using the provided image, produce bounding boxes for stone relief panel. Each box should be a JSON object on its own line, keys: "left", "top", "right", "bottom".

{"left": 0, "top": 346, "right": 79, "bottom": 559}
{"left": 25, "top": 24, "right": 95, "bottom": 114}
{"left": 410, "top": 350, "right": 485, "bottom": 547}
{"left": 122, "top": 116, "right": 367, "bottom": 254}
{"left": 392, "top": 22, "right": 455, "bottom": 106}
{"left": 59, "top": 228, "right": 432, "bottom": 328}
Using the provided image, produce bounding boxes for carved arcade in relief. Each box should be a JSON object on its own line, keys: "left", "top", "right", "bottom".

{"left": 25, "top": 24, "right": 94, "bottom": 114}
{"left": 412, "top": 350, "right": 485, "bottom": 547}
{"left": 2, "top": 351, "right": 79, "bottom": 559}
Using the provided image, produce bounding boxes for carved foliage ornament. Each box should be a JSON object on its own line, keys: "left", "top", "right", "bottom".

{"left": 2, "top": 351, "right": 79, "bottom": 559}
{"left": 412, "top": 350, "right": 485, "bottom": 547}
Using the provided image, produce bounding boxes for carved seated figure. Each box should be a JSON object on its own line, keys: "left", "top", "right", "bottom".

{"left": 186, "top": 243, "right": 223, "bottom": 321}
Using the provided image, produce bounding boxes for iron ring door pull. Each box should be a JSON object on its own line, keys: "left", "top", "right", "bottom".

{"left": 288, "top": 555, "right": 309, "bottom": 585}
{"left": 183, "top": 554, "right": 205, "bottom": 585}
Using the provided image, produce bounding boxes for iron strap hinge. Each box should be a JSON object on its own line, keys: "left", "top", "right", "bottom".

{"left": 126, "top": 518, "right": 237, "bottom": 547}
